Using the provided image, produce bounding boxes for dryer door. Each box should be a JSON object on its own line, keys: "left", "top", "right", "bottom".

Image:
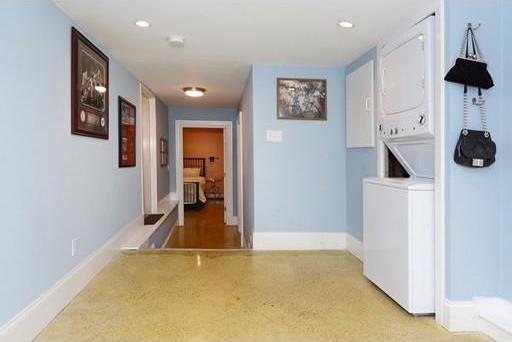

{"left": 381, "top": 34, "right": 425, "bottom": 116}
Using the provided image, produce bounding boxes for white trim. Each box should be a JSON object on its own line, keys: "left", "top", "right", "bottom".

{"left": 227, "top": 216, "right": 238, "bottom": 226}
{"left": 253, "top": 232, "right": 347, "bottom": 250}
{"left": 443, "top": 297, "right": 512, "bottom": 341}
{"left": 236, "top": 110, "right": 244, "bottom": 246}
{"left": 346, "top": 234, "right": 363, "bottom": 262}
{"left": 442, "top": 300, "right": 479, "bottom": 332}
{"left": 139, "top": 84, "right": 159, "bottom": 214}
{"left": 433, "top": 1, "right": 446, "bottom": 326}
{"left": 175, "top": 120, "right": 235, "bottom": 226}
{"left": 0, "top": 198, "right": 178, "bottom": 342}
{"left": 162, "top": 222, "right": 177, "bottom": 248}
{"left": 169, "top": 192, "right": 178, "bottom": 201}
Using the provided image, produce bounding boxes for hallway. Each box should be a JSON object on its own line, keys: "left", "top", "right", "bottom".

{"left": 36, "top": 250, "right": 489, "bottom": 342}
{"left": 166, "top": 201, "right": 242, "bottom": 249}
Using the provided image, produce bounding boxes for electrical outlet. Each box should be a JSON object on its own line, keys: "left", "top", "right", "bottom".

{"left": 71, "top": 238, "right": 77, "bottom": 257}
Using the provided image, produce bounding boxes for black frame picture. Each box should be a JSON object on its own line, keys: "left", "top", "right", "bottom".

{"left": 71, "top": 27, "right": 109, "bottom": 139}
{"left": 276, "top": 78, "right": 327, "bottom": 120}
{"left": 118, "top": 97, "right": 136, "bottom": 168}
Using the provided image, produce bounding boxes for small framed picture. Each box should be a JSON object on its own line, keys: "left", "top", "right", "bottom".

{"left": 277, "top": 78, "right": 327, "bottom": 120}
{"left": 118, "top": 97, "right": 136, "bottom": 167}
{"left": 160, "top": 138, "right": 168, "bottom": 167}
{"left": 71, "top": 27, "right": 109, "bottom": 139}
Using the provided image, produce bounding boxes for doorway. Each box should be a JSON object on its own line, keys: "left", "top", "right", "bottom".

{"left": 170, "top": 120, "right": 240, "bottom": 249}
{"left": 140, "top": 85, "right": 158, "bottom": 214}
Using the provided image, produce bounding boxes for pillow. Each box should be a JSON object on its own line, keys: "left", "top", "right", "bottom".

{"left": 184, "top": 167, "right": 201, "bottom": 177}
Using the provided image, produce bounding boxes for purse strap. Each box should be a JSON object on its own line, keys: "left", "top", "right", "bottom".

{"left": 463, "top": 86, "right": 489, "bottom": 136}
{"left": 459, "top": 24, "right": 485, "bottom": 61}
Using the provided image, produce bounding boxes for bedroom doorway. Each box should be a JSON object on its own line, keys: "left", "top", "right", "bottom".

{"left": 171, "top": 120, "right": 239, "bottom": 249}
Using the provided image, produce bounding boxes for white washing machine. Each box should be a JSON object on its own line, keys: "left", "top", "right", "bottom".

{"left": 362, "top": 15, "right": 436, "bottom": 314}
{"left": 363, "top": 177, "right": 434, "bottom": 314}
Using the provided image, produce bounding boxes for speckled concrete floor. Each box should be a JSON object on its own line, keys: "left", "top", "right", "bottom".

{"left": 36, "top": 250, "right": 491, "bottom": 342}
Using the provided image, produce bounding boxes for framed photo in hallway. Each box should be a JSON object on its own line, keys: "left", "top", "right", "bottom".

{"left": 160, "top": 138, "right": 168, "bottom": 166}
{"left": 71, "top": 27, "right": 109, "bottom": 139}
{"left": 277, "top": 78, "right": 327, "bottom": 120}
{"left": 118, "top": 97, "right": 136, "bottom": 167}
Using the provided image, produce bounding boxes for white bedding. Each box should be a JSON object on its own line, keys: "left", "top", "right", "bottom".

{"left": 183, "top": 176, "right": 207, "bottom": 203}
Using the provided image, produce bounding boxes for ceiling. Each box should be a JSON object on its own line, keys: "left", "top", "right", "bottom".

{"left": 53, "top": 0, "right": 436, "bottom": 108}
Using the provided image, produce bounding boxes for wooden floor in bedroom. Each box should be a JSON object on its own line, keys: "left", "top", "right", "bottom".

{"left": 165, "top": 200, "right": 242, "bottom": 249}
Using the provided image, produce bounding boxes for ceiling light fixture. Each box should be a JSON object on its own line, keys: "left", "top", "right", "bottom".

{"left": 135, "top": 20, "right": 151, "bottom": 28}
{"left": 183, "top": 87, "right": 206, "bottom": 97}
{"left": 337, "top": 21, "right": 354, "bottom": 28}
{"left": 168, "top": 35, "right": 185, "bottom": 48}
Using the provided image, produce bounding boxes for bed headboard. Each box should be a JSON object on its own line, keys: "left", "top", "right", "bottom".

{"left": 184, "top": 158, "right": 206, "bottom": 177}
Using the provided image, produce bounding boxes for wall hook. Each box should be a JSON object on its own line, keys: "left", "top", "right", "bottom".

{"left": 468, "top": 22, "right": 481, "bottom": 31}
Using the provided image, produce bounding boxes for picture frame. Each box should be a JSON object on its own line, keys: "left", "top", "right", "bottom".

{"left": 71, "top": 27, "right": 109, "bottom": 139}
{"left": 118, "top": 97, "right": 136, "bottom": 168}
{"left": 160, "top": 138, "right": 168, "bottom": 167}
{"left": 276, "top": 78, "right": 327, "bottom": 120}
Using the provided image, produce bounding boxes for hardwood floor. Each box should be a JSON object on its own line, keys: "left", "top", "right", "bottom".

{"left": 165, "top": 200, "right": 242, "bottom": 249}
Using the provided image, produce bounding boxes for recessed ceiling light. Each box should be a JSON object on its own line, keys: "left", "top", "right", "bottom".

{"left": 337, "top": 21, "right": 354, "bottom": 28}
{"left": 135, "top": 20, "right": 151, "bottom": 28}
{"left": 183, "top": 87, "right": 206, "bottom": 97}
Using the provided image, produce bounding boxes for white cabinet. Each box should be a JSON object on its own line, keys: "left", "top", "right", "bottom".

{"left": 346, "top": 60, "right": 374, "bottom": 148}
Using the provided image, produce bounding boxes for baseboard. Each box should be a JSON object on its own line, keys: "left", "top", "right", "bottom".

{"left": 346, "top": 234, "right": 363, "bottom": 261}
{"left": 443, "top": 300, "right": 479, "bottom": 332}
{"left": 474, "top": 297, "right": 512, "bottom": 341}
{"left": 253, "top": 232, "right": 347, "bottom": 250}
{"left": 443, "top": 297, "right": 512, "bottom": 341}
{"left": 0, "top": 198, "right": 178, "bottom": 342}
{"left": 162, "top": 223, "right": 177, "bottom": 247}
{"left": 227, "top": 216, "right": 238, "bottom": 226}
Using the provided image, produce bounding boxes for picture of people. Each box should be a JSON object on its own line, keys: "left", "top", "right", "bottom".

{"left": 71, "top": 27, "right": 109, "bottom": 139}
{"left": 80, "top": 50, "right": 106, "bottom": 111}
{"left": 277, "top": 78, "right": 327, "bottom": 120}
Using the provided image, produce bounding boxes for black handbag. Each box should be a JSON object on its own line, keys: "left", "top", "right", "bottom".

{"left": 453, "top": 86, "right": 496, "bottom": 168}
{"left": 445, "top": 25, "right": 494, "bottom": 89}
{"left": 446, "top": 24, "right": 497, "bottom": 168}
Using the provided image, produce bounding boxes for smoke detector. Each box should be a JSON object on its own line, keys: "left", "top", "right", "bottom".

{"left": 168, "top": 36, "right": 185, "bottom": 48}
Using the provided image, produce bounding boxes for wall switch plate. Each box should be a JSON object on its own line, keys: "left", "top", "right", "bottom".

{"left": 266, "top": 130, "right": 283, "bottom": 142}
{"left": 71, "top": 238, "right": 77, "bottom": 257}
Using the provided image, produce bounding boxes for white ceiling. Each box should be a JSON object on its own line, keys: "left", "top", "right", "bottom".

{"left": 53, "top": 0, "right": 436, "bottom": 108}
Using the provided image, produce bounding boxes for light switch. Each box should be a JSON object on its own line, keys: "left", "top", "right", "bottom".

{"left": 266, "top": 130, "right": 283, "bottom": 142}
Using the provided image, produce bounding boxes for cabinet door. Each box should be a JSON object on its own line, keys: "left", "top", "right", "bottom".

{"left": 346, "top": 60, "right": 375, "bottom": 148}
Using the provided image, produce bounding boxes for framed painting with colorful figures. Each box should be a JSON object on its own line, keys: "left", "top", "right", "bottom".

{"left": 71, "top": 27, "right": 109, "bottom": 139}
{"left": 118, "top": 97, "right": 136, "bottom": 167}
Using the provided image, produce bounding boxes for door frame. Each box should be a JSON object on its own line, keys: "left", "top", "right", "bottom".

{"left": 139, "top": 84, "right": 158, "bottom": 214}
{"left": 236, "top": 111, "right": 244, "bottom": 246}
{"left": 175, "top": 120, "right": 235, "bottom": 226}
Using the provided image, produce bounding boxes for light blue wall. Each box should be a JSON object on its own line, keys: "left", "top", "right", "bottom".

{"left": 156, "top": 97, "right": 170, "bottom": 200}
{"left": 345, "top": 48, "right": 378, "bottom": 241}
{"left": 0, "top": 1, "right": 144, "bottom": 326}
{"left": 444, "top": 0, "right": 505, "bottom": 300}
{"left": 238, "top": 71, "right": 255, "bottom": 246}
{"left": 251, "top": 65, "right": 346, "bottom": 232}
{"left": 500, "top": 1, "right": 512, "bottom": 302}
{"left": 168, "top": 106, "right": 238, "bottom": 214}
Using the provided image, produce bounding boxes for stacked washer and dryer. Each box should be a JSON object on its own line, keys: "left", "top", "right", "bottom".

{"left": 363, "top": 15, "right": 436, "bottom": 315}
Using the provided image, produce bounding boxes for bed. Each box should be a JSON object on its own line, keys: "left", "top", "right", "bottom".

{"left": 183, "top": 158, "right": 207, "bottom": 208}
